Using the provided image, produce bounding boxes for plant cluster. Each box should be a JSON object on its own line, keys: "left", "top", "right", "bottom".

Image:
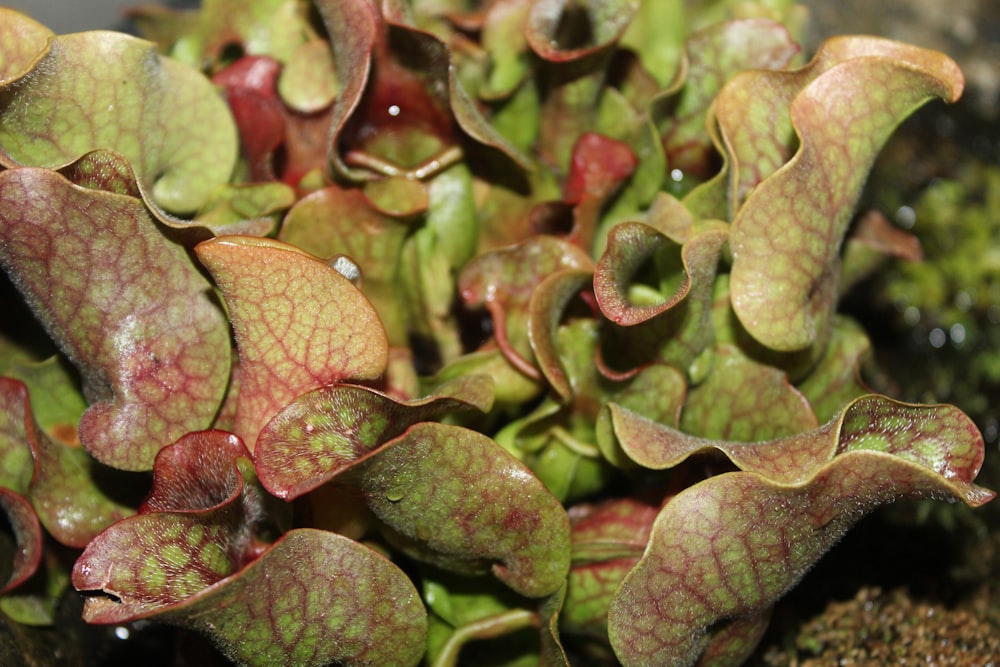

{"left": 0, "top": 1, "right": 993, "bottom": 666}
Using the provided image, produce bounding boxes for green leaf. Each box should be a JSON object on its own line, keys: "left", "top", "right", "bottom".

{"left": 728, "top": 39, "right": 963, "bottom": 351}
{"left": 679, "top": 343, "right": 818, "bottom": 441}
{"left": 0, "top": 24, "right": 237, "bottom": 213}
{"left": 0, "top": 546, "right": 71, "bottom": 626}
{"left": 0, "top": 488, "right": 42, "bottom": 597}
{"left": 160, "top": 0, "right": 316, "bottom": 67}
{"left": 357, "top": 422, "right": 571, "bottom": 598}
{"left": 608, "top": 396, "right": 993, "bottom": 666}
{"left": 562, "top": 493, "right": 661, "bottom": 643}
{"left": 422, "top": 569, "right": 564, "bottom": 667}
{"left": 795, "top": 316, "right": 871, "bottom": 423}
{"left": 0, "top": 168, "right": 232, "bottom": 470}
{"left": 0, "top": 378, "right": 34, "bottom": 495}
{"left": 619, "top": 0, "right": 686, "bottom": 87}
{"left": 460, "top": 236, "right": 594, "bottom": 375}
{"left": 0, "top": 9, "right": 52, "bottom": 84}
{"left": 595, "top": 222, "right": 727, "bottom": 375}
{"left": 655, "top": 18, "right": 799, "bottom": 179}
{"left": 278, "top": 39, "right": 339, "bottom": 113}
{"left": 255, "top": 375, "right": 494, "bottom": 499}
{"left": 195, "top": 237, "right": 388, "bottom": 450}
{"left": 5, "top": 355, "right": 86, "bottom": 444}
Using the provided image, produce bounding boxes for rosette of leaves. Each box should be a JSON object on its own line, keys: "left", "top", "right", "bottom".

{"left": 0, "top": 1, "right": 993, "bottom": 666}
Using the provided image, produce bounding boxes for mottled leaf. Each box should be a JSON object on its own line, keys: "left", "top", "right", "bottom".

{"left": 609, "top": 396, "right": 993, "bottom": 666}
{"left": 655, "top": 18, "right": 799, "bottom": 179}
{"left": 0, "top": 9, "right": 51, "bottom": 84}
{"left": 562, "top": 493, "right": 661, "bottom": 641}
{"left": 278, "top": 184, "right": 412, "bottom": 343}
{"left": 460, "top": 236, "right": 593, "bottom": 375}
{"left": 195, "top": 237, "right": 388, "bottom": 449}
{"left": 0, "top": 168, "right": 232, "bottom": 470}
{"left": 679, "top": 343, "right": 818, "bottom": 441}
{"left": 716, "top": 36, "right": 951, "bottom": 210}
{"left": 256, "top": 375, "right": 494, "bottom": 499}
{"left": 71, "top": 431, "right": 262, "bottom": 621}
{"left": 729, "top": 42, "right": 963, "bottom": 351}
{"left": 357, "top": 422, "right": 571, "bottom": 598}
{"left": 56, "top": 149, "right": 142, "bottom": 199}
{"left": 595, "top": 222, "right": 727, "bottom": 375}
{"left": 87, "top": 527, "right": 427, "bottom": 667}
{"left": 0, "top": 25, "right": 237, "bottom": 213}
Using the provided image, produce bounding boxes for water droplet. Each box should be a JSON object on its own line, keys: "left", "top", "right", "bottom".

{"left": 949, "top": 323, "right": 966, "bottom": 346}
{"left": 928, "top": 327, "right": 946, "bottom": 348}
{"left": 114, "top": 626, "right": 130, "bottom": 640}
{"left": 903, "top": 305, "right": 920, "bottom": 326}
{"left": 385, "top": 488, "right": 404, "bottom": 502}
{"left": 388, "top": 104, "right": 401, "bottom": 117}
{"left": 895, "top": 205, "right": 916, "bottom": 229}
{"left": 670, "top": 168, "right": 684, "bottom": 182}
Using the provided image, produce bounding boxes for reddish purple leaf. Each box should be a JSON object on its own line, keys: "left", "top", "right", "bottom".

{"left": 0, "top": 168, "right": 231, "bottom": 470}
{"left": 194, "top": 237, "right": 389, "bottom": 450}
{"left": 0, "top": 377, "right": 134, "bottom": 548}
{"left": 0, "top": 489, "right": 42, "bottom": 596}
{"left": 608, "top": 396, "right": 994, "bottom": 666}
{"left": 213, "top": 56, "right": 287, "bottom": 183}
{"left": 357, "top": 422, "right": 571, "bottom": 598}
{"left": 460, "top": 236, "right": 593, "bottom": 376}
{"left": 255, "top": 375, "right": 493, "bottom": 500}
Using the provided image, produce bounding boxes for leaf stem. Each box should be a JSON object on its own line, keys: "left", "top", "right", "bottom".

{"left": 432, "top": 609, "right": 539, "bottom": 667}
